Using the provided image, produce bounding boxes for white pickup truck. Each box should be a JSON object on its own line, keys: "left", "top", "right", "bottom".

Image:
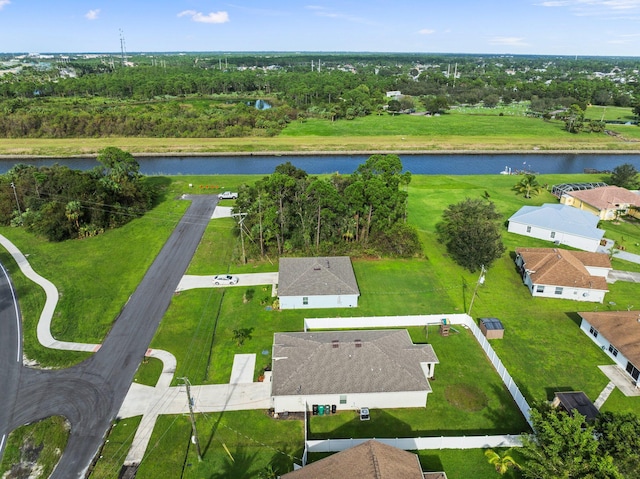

{"left": 218, "top": 191, "right": 238, "bottom": 199}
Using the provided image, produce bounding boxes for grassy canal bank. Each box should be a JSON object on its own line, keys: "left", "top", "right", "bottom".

{"left": 1, "top": 111, "right": 640, "bottom": 157}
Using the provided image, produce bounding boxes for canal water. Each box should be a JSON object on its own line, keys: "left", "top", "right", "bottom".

{"left": 0, "top": 153, "right": 638, "bottom": 176}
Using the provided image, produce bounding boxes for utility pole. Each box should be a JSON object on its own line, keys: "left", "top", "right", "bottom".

{"left": 467, "top": 264, "right": 486, "bottom": 316}
{"left": 181, "top": 377, "right": 202, "bottom": 461}
{"left": 232, "top": 212, "right": 248, "bottom": 264}
{"left": 10, "top": 182, "right": 21, "bottom": 216}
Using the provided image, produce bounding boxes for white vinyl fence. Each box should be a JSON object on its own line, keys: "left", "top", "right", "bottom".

{"left": 306, "top": 434, "right": 523, "bottom": 453}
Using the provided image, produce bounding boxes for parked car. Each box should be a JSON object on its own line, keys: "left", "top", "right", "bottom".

{"left": 218, "top": 191, "right": 238, "bottom": 199}
{"left": 213, "top": 274, "right": 239, "bottom": 285}
{"left": 359, "top": 407, "right": 370, "bottom": 421}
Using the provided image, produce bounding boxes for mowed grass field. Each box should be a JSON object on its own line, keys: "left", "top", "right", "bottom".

{"left": 2, "top": 170, "right": 640, "bottom": 479}
{"left": 1, "top": 109, "right": 640, "bottom": 156}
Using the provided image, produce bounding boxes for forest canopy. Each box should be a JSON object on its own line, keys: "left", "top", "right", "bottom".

{"left": 233, "top": 154, "right": 421, "bottom": 259}
{"left": 0, "top": 147, "right": 155, "bottom": 241}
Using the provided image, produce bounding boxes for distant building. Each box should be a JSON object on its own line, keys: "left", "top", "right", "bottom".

{"left": 560, "top": 185, "right": 640, "bottom": 220}
{"left": 508, "top": 204, "right": 605, "bottom": 252}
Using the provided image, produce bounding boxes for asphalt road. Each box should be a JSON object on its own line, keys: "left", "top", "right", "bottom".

{"left": 0, "top": 262, "right": 22, "bottom": 460}
{"left": 0, "top": 195, "right": 218, "bottom": 478}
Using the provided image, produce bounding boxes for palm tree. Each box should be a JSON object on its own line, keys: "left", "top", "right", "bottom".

{"left": 484, "top": 448, "right": 520, "bottom": 475}
{"left": 513, "top": 174, "right": 542, "bottom": 199}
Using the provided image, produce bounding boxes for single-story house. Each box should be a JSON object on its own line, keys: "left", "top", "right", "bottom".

{"left": 515, "top": 248, "right": 611, "bottom": 302}
{"left": 281, "top": 439, "right": 447, "bottom": 479}
{"left": 560, "top": 185, "right": 640, "bottom": 220}
{"left": 508, "top": 203, "right": 605, "bottom": 252}
{"left": 551, "top": 391, "right": 599, "bottom": 421}
{"left": 271, "top": 330, "right": 438, "bottom": 414}
{"left": 277, "top": 256, "right": 360, "bottom": 310}
{"left": 578, "top": 311, "right": 640, "bottom": 384}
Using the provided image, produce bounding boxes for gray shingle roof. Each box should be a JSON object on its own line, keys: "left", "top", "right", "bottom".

{"left": 509, "top": 203, "right": 604, "bottom": 240}
{"left": 278, "top": 256, "right": 360, "bottom": 297}
{"left": 272, "top": 330, "right": 438, "bottom": 396}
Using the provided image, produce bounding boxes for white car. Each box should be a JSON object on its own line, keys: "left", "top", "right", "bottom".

{"left": 359, "top": 407, "right": 370, "bottom": 421}
{"left": 213, "top": 274, "right": 239, "bottom": 285}
{"left": 218, "top": 191, "right": 238, "bottom": 200}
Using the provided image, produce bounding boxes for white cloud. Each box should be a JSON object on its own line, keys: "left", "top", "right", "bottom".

{"left": 85, "top": 9, "right": 100, "bottom": 20}
{"left": 488, "top": 36, "right": 529, "bottom": 47}
{"left": 418, "top": 29, "right": 435, "bottom": 35}
{"left": 0, "top": 0, "right": 10, "bottom": 10}
{"left": 537, "top": 0, "right": 640, "bottom": 15}
{"left": 177, "top": 10, "right": 230, "bottom": 24}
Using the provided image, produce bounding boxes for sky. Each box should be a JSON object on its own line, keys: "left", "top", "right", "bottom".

{"left": 2, "top": 0, "right": 640, "bottom": 56}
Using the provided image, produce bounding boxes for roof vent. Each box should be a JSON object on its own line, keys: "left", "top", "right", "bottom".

{"left": 332, "top": 339, "right": 339, "bottom": 348}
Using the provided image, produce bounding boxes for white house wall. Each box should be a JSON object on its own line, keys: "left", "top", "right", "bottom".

{"left": 508, "top": 221, "right": 600, "bottom": 252}
{"left": 580, "top": 319, "right": 630, "bottom": 372}
{"left": 279, "top": 294, "right": 358, "bottom": 310}
{"left": 523, "top": 275, "right": 606, "bottom": 302}
{"left": 273, "top": 390, "right": 429, "bottom": 413}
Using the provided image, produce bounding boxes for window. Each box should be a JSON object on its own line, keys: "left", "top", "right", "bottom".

{"left": 555, "top": 287, "right": 563, "bottom": 295}
{"left": 626, "top": 362, "right": 640, "bottom": 381}
{"left": 526, "top": 226, "right": 532, "bottom": 233}
{"left": 302, "top": 297, "right": 308, "bottom": 305}
{"left": 339, "top": 395, "right": 347, "bottom": 405}
{"left": 589, "top": 326, "right": 599, "bottom": 338}
{"left": 536, "top": 285, "right": 544, "bottom": 293}
{"left": 550, "top": 231, "right": 556, "bottom": 239}
{"left": 609, "top": 345, "right": 618, "bottom": 357}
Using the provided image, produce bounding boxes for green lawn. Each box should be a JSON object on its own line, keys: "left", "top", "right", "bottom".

{"left": 4, "top": 170, "right": 640, "bottom": 479}
{"left": 0, "top": 416, "right": 69, "bottom": 479}
{"left": 134, "top": 412, "right": 304, "bottom": 479}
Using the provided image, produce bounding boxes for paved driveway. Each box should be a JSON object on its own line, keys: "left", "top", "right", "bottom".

{"left": 607, "top": 270, "right": 640, "bottom": 284}
{"left": 176, "top": 272, "right": 278, "bottom": 291}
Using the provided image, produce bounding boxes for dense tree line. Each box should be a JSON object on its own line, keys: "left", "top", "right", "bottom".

{"left": 233, "top": 155, "right": 421, "bottom": 258}
{"left": 0, "top": 147, "right": 154, "bottom": 241}
{"left": 0, "top": 98, "right": 297, "bottom": 138}
{"left": 1, "top": 52, "right": 639, "bottom": 138}
{"left": 520, "top": 404, "right": 640, "bottom": 478}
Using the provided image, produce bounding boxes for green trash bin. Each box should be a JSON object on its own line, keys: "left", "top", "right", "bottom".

{"left": 318, "top": 405, "right": 325, "bottom": 416}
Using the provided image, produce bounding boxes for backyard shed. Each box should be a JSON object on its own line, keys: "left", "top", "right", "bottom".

{"left": 552, "top": 391, "right": 599, "bottom": 421}
{"left": 479, "top": 317, "right": 504, "bottom": 339}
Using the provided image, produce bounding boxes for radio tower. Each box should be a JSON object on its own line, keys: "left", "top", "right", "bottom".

{"left": 119, "top": 29, "right": 127, "bottom": 67}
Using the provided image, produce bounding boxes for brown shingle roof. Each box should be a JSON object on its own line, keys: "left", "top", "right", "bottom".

{"left": 515, "top": 248, "right": 610, "bottom": 290}
{"left": 272, "top": 330, "right": 438, "bottom": 396}
{"left": 578, "top": 311, "right": 640, "bottom": 366}
{"left": 278, "top": 256, "right": 360, "bottom": 297}
{"left": 568, "top": 185, "right": 640, "bottom": 210}
{"left": 281, "top": 440, "right": 426, "bottom": 479}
